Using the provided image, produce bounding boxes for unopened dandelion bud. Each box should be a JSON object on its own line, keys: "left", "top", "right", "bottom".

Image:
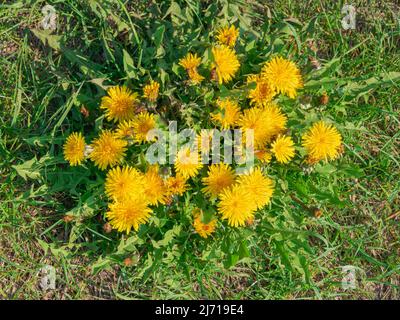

{"left": 309, "top": 56, "right": 321, "bottom": 70}
{"left": 103, "top": 222, "right": 112, "bottom": 234}
{"left": 63, "top": 215, "right": 74, "bottom": 223}
{"left": 320, "top": 93, "right": 329, "bottom": 105}
{"left": 80, "top": 105, "right": 89, "bottom": 118}
{"left": 245, "top": 215, "right": 255, "bottom": 226}
{"left": 313, "top": 209, "right": 323, "bottom": 218}
{"left": 123, "top": 257, "right": 133, "bottom": 267}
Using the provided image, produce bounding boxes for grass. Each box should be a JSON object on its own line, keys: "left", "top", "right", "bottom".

{"left": 0, "top": 0, "right": 399, "bottom": 299}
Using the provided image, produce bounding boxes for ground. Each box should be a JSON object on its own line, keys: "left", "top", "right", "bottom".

{"left": 0, "top": 0, "right": 399, "bottom": 299}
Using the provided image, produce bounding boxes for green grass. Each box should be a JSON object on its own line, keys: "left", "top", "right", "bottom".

{"left": 1, "top": 0, "right": 399, "bottom": 299}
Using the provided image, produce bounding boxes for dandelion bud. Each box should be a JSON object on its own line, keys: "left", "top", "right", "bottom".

{"left": 63, "top": 215, "right": 74, "bottom": 223}
{"left": 210, "top": 68, "right": 218, "bottom": 82}
{"left": 308, "top": 56, "right": 321, "bottom": 70}
{"left": 103, "top": 222, "right": 112, "bottom": 234}
{"left": 313, "top": 209, "right": 322, "bottom": 218}
{"left": 320, "top": 93, "right": 329, "bottom": 105}
{"left": 245, "top": 216, "right": 255, "bottom": 226}
{"left": 80, "top": 106, "right": 89, "bottom": 118}
{"left": 123, "top": 257, "right": 133, "bottom": 267}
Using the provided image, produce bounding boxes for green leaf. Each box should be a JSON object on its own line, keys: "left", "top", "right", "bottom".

{"left": 274, "top": 240, "right": 293, "bottom": 272}
{"left": 153, "top": 25, "right": 165, "bottom": 49}
{"left": 315, "top": 163, "right": 337, "bottom": 175}
{"left": 238, "top": 240, "right": 250, "bottom": 259}
{"left": 224, "top": 253, "right": 239, "bottom": 269}
{"left": 152, "top": 225, "right": 181, "bottom": 248}
{"left": 31, "top": 29, "right": 62, "bottom": 50}
{"left": 123, "top": 49, "right": 137, "bottom": 78}
{"left": 338, "top": 164, "right": 365, "bottom": 178}
{"left": 92, "top": 256, "right": 113, "bottom": 274}
{"left": 12, "top": 157, "right": 43, "bottom": 181}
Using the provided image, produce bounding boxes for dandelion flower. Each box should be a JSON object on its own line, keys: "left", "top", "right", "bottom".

{"left": 238, "top": 107, "right": 265, "bottom": 148}
{"left": 239, "top": 104, "right": 287, "bottom": 148}
{"left": 175, "top": 147, "right": 203, "bottom": 179}
{"left": 165, "top": 174, "right": 188, "bottom": 197}
{"left": 261, "top": 104, "right": 287, "bottom": 139}
{"left": 261, "top": 56, "right": 303, "bottom": 98}
{"left": 187, "top": 68, "right": 204, "bottom": 84}
{"left": 132, "top": 112, "right": 157, "bottom": 143}
{"left": 115, "top": 120, "right": 135, "bottom": 141}
{"left": 216, "top": 25, "right": 239, "bottom": 47}
{"left": 143, "top": 80, "right": 160, "bottom": 102}
{"left": 63, "top": 132, "right": 86, "bottom": 166}
{"left": 105, "top": 166, "right": 145, "bottom": 202}
{"left": 271, "top": 135, "right": 295, "bottom": 163}
{"left": 143, "top": 165, "right": 167, "bottom": 206}
{"left": 202, "top": 163, "right": 235, "bottom": 198}
{"left": 302, "top": 121, "right": 342, "bottom": 162}
{"left": 193, "top": 210, "right": 217, "bottom": 238}
{"left": 179, "top": 53, "right": 204, "bottom": 84}
{"left": 247, "top": 74, "right": 276, "bottom": 107}
{"left": 218, "top": 185, "right": 256, "bottom": 227}
{"left": 106, "top": 196, "right": 152, "bottom": 234}
{"left": 179, "top": 53, "right": 202, "bottom": 70}
{"left": 255, "top": 149, "right": 272, "bottom": 164}
{"left": 211, "top": 98, "right": 240, "bottom": 129}
{"left": 100, "top": 86, "right": 139, "bottom": 122}
{"left": 89, "top": 131, "right": 127, "bottom": 170}
{"left": 236, "top": 167, "right": 274, "bottom": 210}
{"left": 211, "top": 46, "right": 240, "bottom": 84}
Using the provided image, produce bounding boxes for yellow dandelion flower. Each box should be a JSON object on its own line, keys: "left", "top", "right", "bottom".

{"left": 187, "top": 68, "right": 204, "bottom": 84}
{"left": 239, "top": 104, "right": 287, "bottom": 148}
{"left": 193, "top": 211, "right": 217, "bottom": 238}
{"left": 132, "top": 112, "right": 157, "bottom": 143}
{"left": 165, "top": 174, "right": 189, "bottom": 197}
{"left": 179, "top": 53, "right": 204, "bottom": 84}
{"left": 105, "top": 166, "right": 145, "bottom": 202}
{"left": 218, "top": 185, "right": 256, "bottom": 227}
{"left": 174, "top": 147, "right": 203, "bottom": 179}
{"left": 63, "top": 132, "right": 86, "bottom": 166}
{"left": 211, "top": 98, "right": 241, "bottom": 129}
{"left": 202, "top": 163, "right": 236, "bottom": 198}
{"left": 179, "top": 53, "right": 202, "bottom": 70}
{"left": 261, "top": 56, "right": 303, "bottom": 98}
{"left": 100, "top": 86, "right": 139, "bottom": 122}
{"left": 261, "top": 104, "right": 288, "bottom": 139}
{"left": 216, "top": 25, "right": 239, "bottom": 47}
{"left": 211, "top": 46, "right": 240, "bottom": 84}
{"left": 143, "top": 165, "right": 167, "bottom": 206}
{"left": 89, "top": 131, "right": 127, "bottom": 170}
{"left": 106, "top": 196, "right": 152, "bottom": 234}
{"left": 143, "top": 80, "right": 160, "bottom": 102}
{"left": 236, "top": 167, "right": 274, "bottom": 210}
{"left": 115, "top": 120, "right": 135, "bottom": 141}
{"left": 255, "top": 149, "right": 272, "bottom": 164}
{"left": 239, "top": 107, "right": 268, "bottom": 148}
{"left": 302, "top": 121, "right": 342, "bottom": 162}
{"left": 271, "top": 135, "right": 295, "bottom": 164}
{"left": 247, "top": 74, "right": 276, "bottom": 107}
